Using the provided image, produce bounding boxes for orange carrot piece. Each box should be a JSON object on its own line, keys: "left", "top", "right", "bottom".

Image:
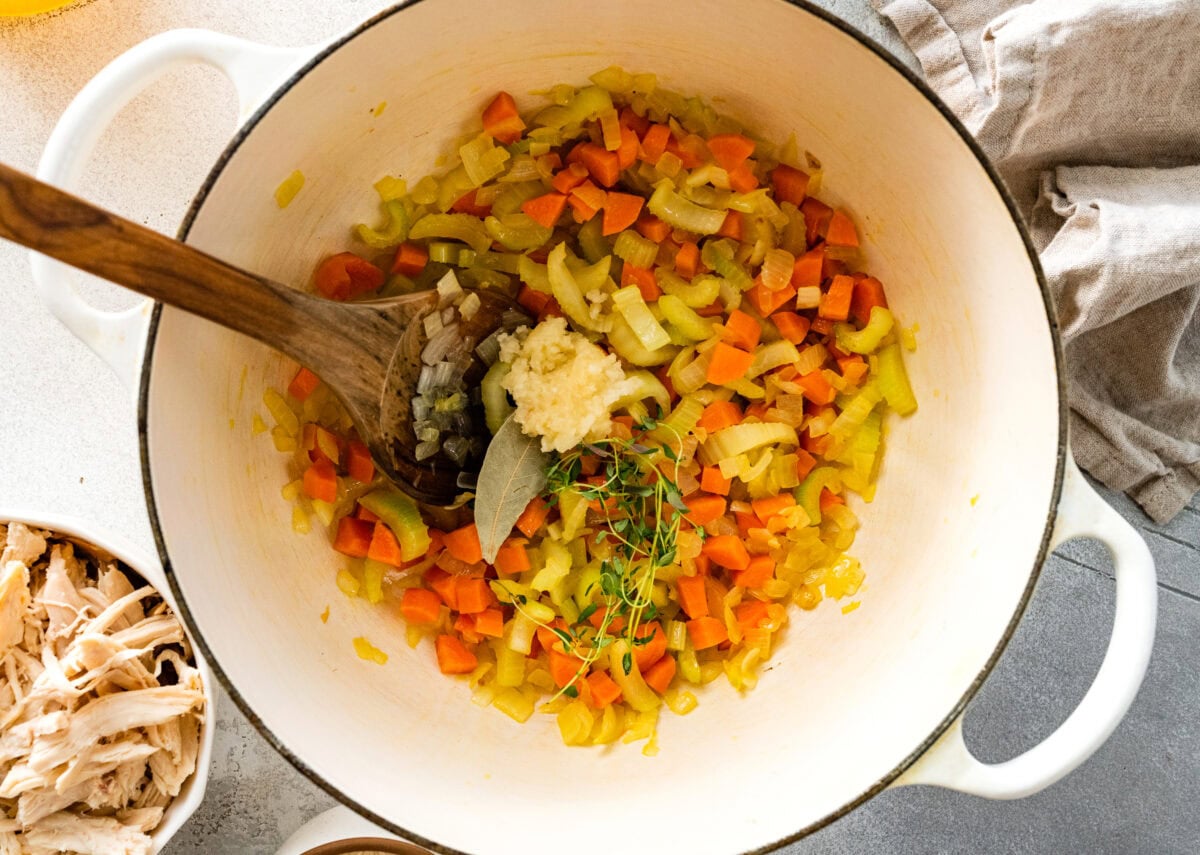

{"left": 346, "top": 440, "right": 374, "bottom": 483}
{"left": 493, "top": 540, "right": 531, "bottom": 575}
{"left": 400, "top": 588, "right": 442, "bottom": 625}
{"left": 586, "top": 606, "right": 627, "bottom": 633}
{"left": 734, "top": 554, "right": 775, "bottom": 589}
{"left": 751, "top": 494, "right": 796, "bottom": 521}
{"left": 287, "top": 367, "right": 320, "bottom": 402}
{"left": 700, "top": 466, "right": 731, "bottom": 496}
{"left": 723, "top": 309, "right": 762, "bottom": 350}
{"left": 356, "top": 504, "right": 380, "bottom": 523}
{"left": 576, "top": 143, "right": 621, "bottom": 188}
{"left": 332, "top": 516, "right": 373, "bottom": 558}
{"left": 773, "top": 311, "right": 811, "bottom": 344}
{"left": 473, "top": 607, "right": 505, "bottom": 638}
{"left": 516, "top": 496, "right": 550, "bottom": 538}
{"left": 619, "top": 106, "right": 650, "bottom": 136}
{"left": 791, "top": 246, "right": 824, "bottom": 289}
{"left": 840, "top": 356, "right": 870, "bottom": 385}
{"left": 586, "top": 671, "right": 623, "bottom": 708}
{"left": 850, "top": 276, "right": 889, "bottom": 326}
{"left": 521, "top": 193, "right": 568, "bottom": 229}
{"left": 797, "top": 370, "right": 837, "bottom": 405}
{"left": 620, "top": 263, "right": 660, "bottom": 301}
{"left": 424, "top": 567, "right": 459, "bottom": 609}
{"left": 640, "top": 124, "right": 671, "bottom": 163}
{"left": 549, "top": 648, "right": 586, "bottom": 688}
{"left": 685, "top": 494, "right": 727, "bottom": 526}
{"left": 367, "top": 523, "right": 404, "bottom": 566}
{"left": 453, "top": 613, "right": 481, "bottom": 645}
{"left": 435, "top": 634, "right": 478, "bottom": 675}
{"left": 568, "top": 195, "right": 600, "bottom": 224}
{"left": 795, "top": 448, "right": 818, "bottom": 482}
{"left": 702, "top": 534, "right": 750, "bottom": 571}
{"left": 734, "top": 599, "right": 770, "bottom": 630}
{"left": 706, "top": 133, "right": 756, "bottom": 171}
{"left": 635, "top": 214, "right": 671, "bottom": 243}
{"left": 481, "top": 91, "right": 525, "bottom": 144}
{"left": 716, "top": 210, "right": 744, "bottom": 241}
{"left": 551, "top": 162, "right": 589, "bottom": 194}
{"left": 632, "top": 621, "right": 668, "bottom": 672}
{"left": 802, "top": 430, "right": 832, "bottom": 456}
{"left": 451, "top": 189, "right": 491, "bottom": 217}
{"left": 697, "top": 400, "right": 743, "bottom": 433}
{"left": 727, "top": 164, "right": 759, "bottom": 193}
{"left": 302, "top": 459, "right": 337, "bottom": 503}
{"left": 746, "top": 282, "right": 797, "bottom": 317}
{"left": 820, "top": 275, "right": 855, "bottom": 321}
{"left": 687, "top": 616, "right": 729, "bottom": 651}
{"left": 571, "top": 180, "right": 607, "bottom": 212}
{"left": 455, "top": 577, "right": 496, "bottom": 614}
{"left": 670, "top": 134, "right": 710, "bottom": 169}
{"left": 517, "top": 284, "right": 550, "bottom": 315}
{"left": 819, "top": 489, "right": 845, "bottom": 513}
{"left": 602, "top": 192, "right": 645, "bottom": 236}
{"left": 314, "top": 252, "right": 384, "bottom": 301}
{"left": 676, "top": 574, "right": 710, "bottom": 619}
{"left": 825, "top": 209, "right": 859, "bottom": 247}
{"left": 443, "top": 524, "right": 483, "bottom": 565}
{"left": 771, "top": 164, "right": 811, "bottom": 205}
{"left": 616, "top": 125, "right": 640, "bottom": 169}
{"left": 390, "top": 241, "right": 429, "bottom": 277}
{"left": 810, "top": 317, "right": 834, "bottom": 336}
{"left": 674, "top": 241, "right": 699, "bottom": 278}
{"left": 643, "top": 655, "right": 677, "bottom": 694}
{"left": 705, "top": 343, "right": 754, "bottom": 386}
{"left": 801, "top": 197, "right": 833, "bottom": 245}
{"left": 733, "top": 511, "right": 761, "bottom": 539}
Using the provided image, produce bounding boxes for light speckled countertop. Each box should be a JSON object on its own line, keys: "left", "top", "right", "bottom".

{"left": 1, "top": 1, "right": 1197, "bottom": 853}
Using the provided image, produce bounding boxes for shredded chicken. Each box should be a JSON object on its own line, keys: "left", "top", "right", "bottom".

{"left": 0, "top": 526, "right": 206, "bottom": 854}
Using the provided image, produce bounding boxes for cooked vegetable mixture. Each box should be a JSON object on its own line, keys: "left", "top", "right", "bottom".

{"left": 262, "top": 68, "right": 917, "bottom": 752}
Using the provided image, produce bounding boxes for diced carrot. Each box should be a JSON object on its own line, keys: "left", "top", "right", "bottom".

{"left": 621, "top": 263, "right": 660, "bottom": 301}
{"left": 702, "top": 534, "right": 750, "bottom": 571}
{"left": 540, "top": 152, "right": 563, "bottom": 171}
{"left": 670, "top": 134, "right": 710, "bottom": 169}
{"left": 697, "top": 400, "right": 743, "bottom": 433}
{"left": 822, "top": 255, "right": 847, "bottom": 282}
{"left": 619, "top": 106, "right": 650, "bottom": 136}
{"left": 576, "top": 143, "right": 621, "bottom": 188}
{"left": 667, "top": 242, "right": 695, "bottom": 280}
{"left": 602, "top": 192, "right": 645, "bottom": 236}
{"left": 389, "top": 242, "right": 428, "bottom": 279}
{"left": 516, "top": 496, "right": 550, "bottom": 538}
{"left": 481, "top": 91, "right": 525, "bottom": 143}
{"left": 550, "top": 648, "right": 586, "bottom": 688}
{"left": 851, "top": 276, "right": 889, "bottom": 326}
{"left": 571, "top": 179, "right": 607, "bottom": 212}
{"left": 356, "top": 504, "right": 380, "bottom": 523}
{"left": 314, "top": 252, "right": 384, "bottom": 301}
{"left": 521, "top": 193, "right": 568, "bottom": 229}
{"left": 746, "top": 282, "right": 797, "bottom": 317}
{"left": 693, "top": 553, "right": 712, "bottom": 577}
{"left": 810, "top": 317, "right": 834, "bottom": 336}
{"left": 795, "top": 448, "right": 817, "bottom": 481}
{"left": 801, "top": 197, "right": 833, "bottom": 245}
{"left": 700, "top": 466, "right": 731, "bottom": 496}
{"left": 586, "top": 606, "right": 627, "bottom": 633}
{"left": 493, "top": 539, "right": 530, "bottom": 575}
{"left": 820, "top": 489, "right": 845, "bottom": 513}
{"left": 792, "top": 246, "right": 824, "bottom": 289}
{"left": 424, "top": 567, "right": 459, "bottom": 609}
{"left": 676, "top": 574, "right": 709, "bottom": 619}
{"left": 687, "top": 616, "right": 729, "bottom": 651}
{"left": 723, "top": 309, "right": 762, "bottom": 351}
{"left": 452, "top": 613, "right": 481, "bottom": 645}
{"left": 706, "top": 133, "right": 756, "bottom": 171}
{"left": 640, "top": 124, "right": 671, "bottom": 163}
{"left": 716, "top": 210, "right": 743, "bottom": 241}
{"left": 797, "top": 370, "right": 837, "bottom": 405}
{"left": 346, "top": 440, "right": 374, "bottom": 483}
{"left": 443, "top": 523, "right": 483, "bottom": 565}
{"left": 734, "top": 554, "right": 775, "bottom": 588}
{"left": 568, "top": 194, "right": 600, "bottom": 224}
{"left": 426, "top": 528, "right": 446, "bottom": 558}
{"left": 586, "top": 671, "right": 623, "bottom": 708}
{"left": 751, "top": 494, "right": 796, "bottom": 521}
{"left": 455, "top": 577, "right": 496, "bottom": 614}
{"left": 734, "top": 511, "right": 761, "bottom": 539}
{"left": 825, "top": 209, "right": 859, "bottom": 247}
{"left": 820, "top": 274, "right": 855, "bottom": 321}
{"left": 695, "top": 300, "right": 725, "bottom": 317}
{"left": 474, "top": 608, "right": 505, "bottom": 638}
{"left": 551, "top": 162, "right": 589, "bottom": 194}
{"left": 435, "top": 634, "right": 478, "bottom": 675}
{"left": 332, "top": 516, "right": 373, "bottom": 558}
{"left": 802, "top": 430, "right": 832, "bottom": 456}
{"left": 773, "top": 312, "right": 811, "bottom": 345}
{"left": 643, "top": 655, "right": 676, "bottom": 694}
{"left": 727, "top": 164, "right": 759, "bottom": 193}
{"left": 684, "top": 494, "right": 727, "bottom": 526}
{"left": 632, "top": 622, "right": 668, "bottom": 671}
{"left": 400, "top": 587, "right": 442, "bottom": 625}
{"left": 302, "top": 459, "right": 337, "bottom": 503}
{"left": 771, "top": 164, "right": 810, "bottom": 205}
{"left": 635, "top": 214, "right": 671, "bottom": 243}
{"left": 616, "top": 125, "right": 640, "bottom": 170}
{"left": 367, "top": 523, "right": 404, "bottom": 566}
{"left": 705, "top": 343, "right": 754, "bottom": 386}
{"left": 287, "top": 367, "right": 320, "bottom": 402}
{"left": 734, "top": 599, "right": 770, "bottom": 630}
{"left": 539, "top": 299, "right": 564, "bottom": 322}
{"left": 655, "top": 364, "right": 679, "bottom": 404}
{"left": 517, "top": 284, "right": 550, "bottom": 315}
{"left": 451, "top": 189, "right": 491, "bottom": 217}
{"left": 535, "top": 619, "right": 568, "bottom": 655}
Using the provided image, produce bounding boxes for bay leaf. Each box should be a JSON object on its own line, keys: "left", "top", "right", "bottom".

{"left": 474, "top": 414, "right": 550, "bottom": 563}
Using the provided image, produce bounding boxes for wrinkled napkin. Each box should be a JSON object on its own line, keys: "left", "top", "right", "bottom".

{"left": 872, "top": 0, "right": 1200, "bottom": 522}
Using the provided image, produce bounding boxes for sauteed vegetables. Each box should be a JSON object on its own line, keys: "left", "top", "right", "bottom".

{"left": 260, "top": 68, "right": 917, "bottom": 751}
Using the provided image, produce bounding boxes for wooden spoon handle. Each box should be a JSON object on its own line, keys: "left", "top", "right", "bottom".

{"left": 0, "top": 161, "right": 356, "bottom": 371}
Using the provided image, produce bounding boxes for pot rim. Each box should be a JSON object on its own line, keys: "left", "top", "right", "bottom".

{"left": 135, "top": 1, "right": 1068, "bottom": 851}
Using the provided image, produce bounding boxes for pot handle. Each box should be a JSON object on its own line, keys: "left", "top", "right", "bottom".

{"left": 31, "top": 29, "right": 312, "bottom": 394}
{"left": 894, "top": 455, "right": 1157, "bottom": 798}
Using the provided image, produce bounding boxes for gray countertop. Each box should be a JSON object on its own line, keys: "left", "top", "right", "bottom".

{"left": 1, "top": 1, "right": 1196, "bottom": 853}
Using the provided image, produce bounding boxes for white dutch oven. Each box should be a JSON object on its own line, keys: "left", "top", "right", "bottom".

{"left": 31, "top": 2, "right": 1159, "bottom": 853}
{"left": 0, "top": 511, "right": 215, "bottom": 852}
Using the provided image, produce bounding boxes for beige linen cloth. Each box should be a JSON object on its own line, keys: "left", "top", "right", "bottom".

{"left": 872, "top": 0, "right": 1200, "bottom": 522}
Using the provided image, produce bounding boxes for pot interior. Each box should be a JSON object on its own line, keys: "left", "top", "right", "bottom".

{"left": 143, "top": 0, "right": 1061, "bottom": 851}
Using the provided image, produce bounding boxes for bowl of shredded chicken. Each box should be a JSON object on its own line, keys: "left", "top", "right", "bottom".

{"left": 0, "top": 516, "right": 212, "bottom": 855}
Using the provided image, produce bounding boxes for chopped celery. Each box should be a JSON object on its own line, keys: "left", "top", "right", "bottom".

{"left": 647, "top": 181, "right": 726, "bottom": 234}
{"left": 612, "top": 286, "right": 672, "bottom": 350}
{"left": 577, "top": 215, "right": 611, "bottom": 264}
{"left": 491, "top": 180, "right": 545, "bottom": 217}
{"left": 658, "top": 271, "right": 721, "bottom": 307}
{"left": 355, "top": 199, "right": 411, "bottom": 249}
{"left": 610, "top": 370, "right": 672, "bottom": 413}
{"left": 748, "top": 339, "right": 800, "bottom": 378}
{"left": 460, "top": 133, "right": 511, "bottom": 187}
{"left": 535, "top": 85, "right": 614, "bottom": 130}
{"left": 609, "top": 640, "right": 661, "bottom": 712}
{"left": 362, "top": 559, "right": 387, "bottom": 604}
{"left": 658, "top": 294, "right": 715, "bottom": 342}
{"left": 466, "top": 249, "right": 523, "bottom": 274}
{"left": 547, "top": 243, "right": 609, "bottom": 332}
{"left": 532, "top": 539, "right": 572, "bottom": 591}
{"left": 649, "top": 395, "right": 704, "bottom": 445}
{"left": 701, "top": 239, "right": 752, "bottom": 289}
{"left": 435, "top": 164, "right": 476, "bottom": 212}
{"left": 358, "top": 490, "right": 431, "bottom": 561}
{"left": 835, "top": 307, "right": 895, "bottom": 354}
{"left": 613, "top": 230, "right": 658, "bottom": 269}
{"left": 481, "top": 361, "right": 513, "bottom": 434}
{"left": 705, "top": 422, "right": 798, "bottom": 462}
{"left": 408, "top": 213, "right": 492, "bottom": 253}
{"left": 518, "top": 255, "right": 552, "bottom": 294}
{"left": 427, "top": 241, "right": 461, "bottom": 265}
{"left": 878, "top": 343, "right": 917, "bottom": 415}
{"left": 485, "top": 213, "right": 551, "bottom": 252}
{"left": 566, "top": 253, "right": 614, "bottom": 292}
{"left": 589, "top": 66, "right": 635, "bottom": 94}
{"left": 795, "top": 467, "right": 840, "bottom": 525}
{"left": 558, "top": 488, "right": 589, "bottom": 541}
{"left": 608, "top": 313, "right": 677, "bottom": 366}
{"left": 829, "top": 382, "right": 882, "bottom": 439}
{"left": 410, "top": 175, "right": 439, "bottom": 206}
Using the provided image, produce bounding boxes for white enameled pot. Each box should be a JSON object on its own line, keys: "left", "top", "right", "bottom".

{"left": 0, "top": 510, "right": 215, "bottom": 852}
{"left": 31, "top": 3, "right": 1159, "bottom": 853}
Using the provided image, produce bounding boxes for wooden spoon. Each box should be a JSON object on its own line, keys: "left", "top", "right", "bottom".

{"left": 0, "top": 162, "right": 522, "bottom": 505}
